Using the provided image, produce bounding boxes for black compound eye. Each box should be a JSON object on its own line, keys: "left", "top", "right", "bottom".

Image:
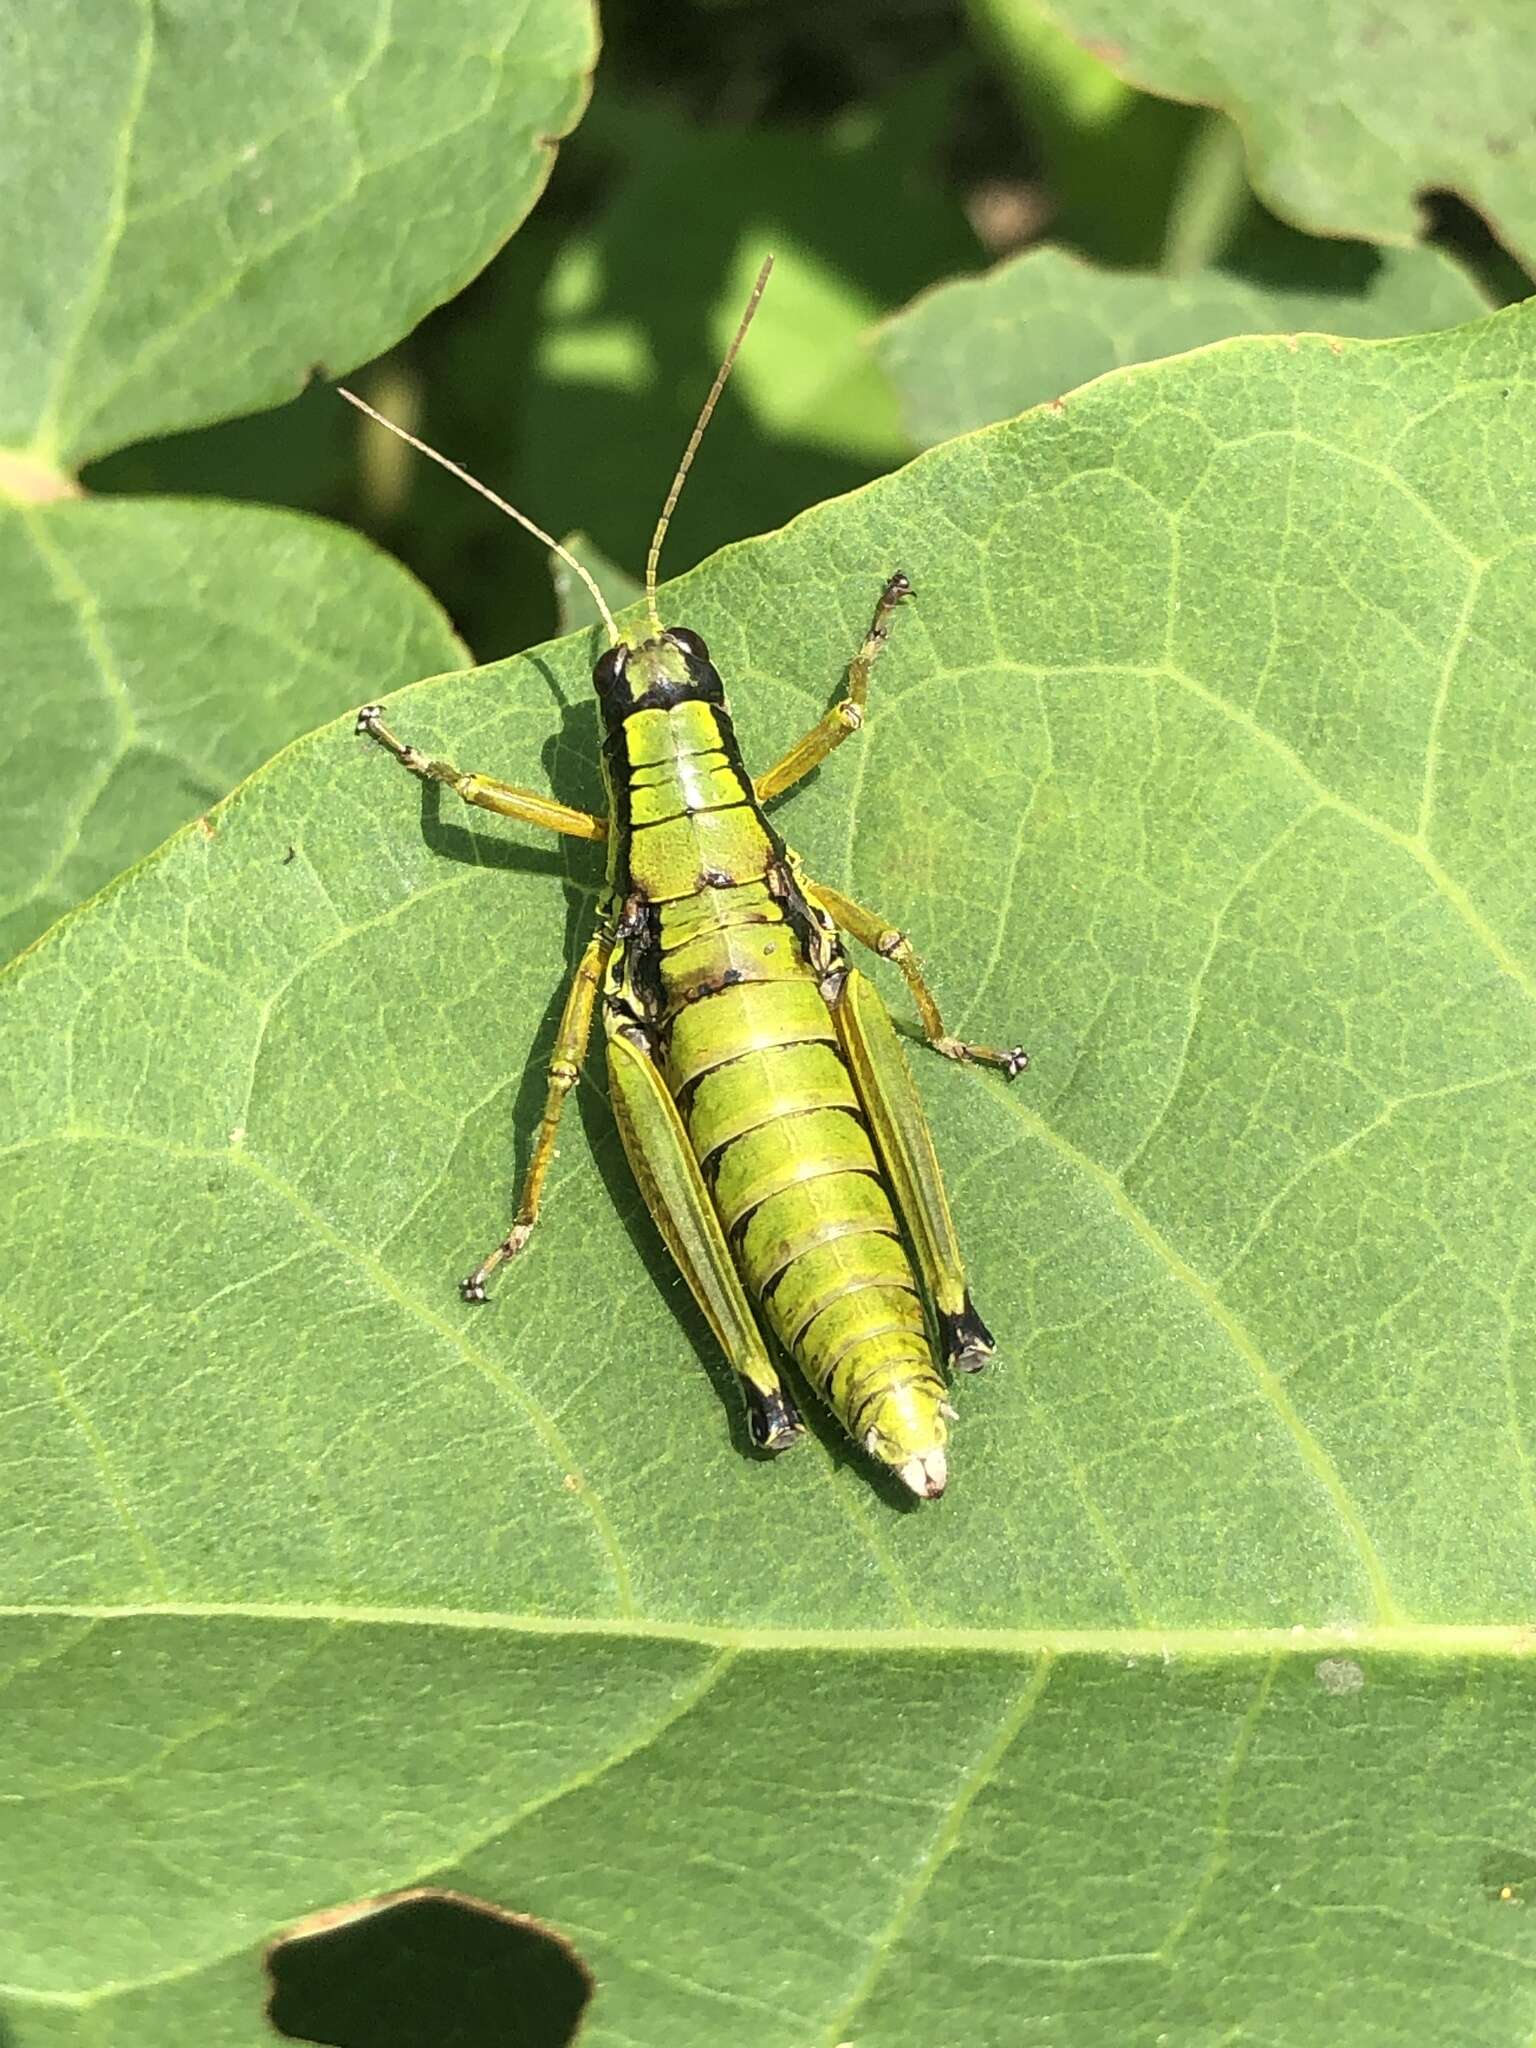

{"left": 667, "top": 626, "right": 710, "bottom": 662}
{"left": 593, "top": 644, "right": 628, "bottom": 695}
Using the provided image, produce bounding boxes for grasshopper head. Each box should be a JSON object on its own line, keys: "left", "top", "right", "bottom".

{"left": 861, "top": 1380, "right": 950, "bottom": 1499}
{"left": 592, "top": 628, "right": 724, "bottom": 729}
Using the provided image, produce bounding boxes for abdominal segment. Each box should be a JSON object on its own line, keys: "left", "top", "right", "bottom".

{"left": 657, "top": 878, "right": 945, "bottom": 1448}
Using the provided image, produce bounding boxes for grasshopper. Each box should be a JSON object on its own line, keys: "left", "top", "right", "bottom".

{"left": 344, "top": 259, "right": 1025, "bottom": 1497}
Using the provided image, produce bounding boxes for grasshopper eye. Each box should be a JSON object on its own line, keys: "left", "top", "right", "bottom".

{"left": 667, "top": 627, "right": 710, "bottom": 662}
{"left": 593, "top": 645, "right": 629, "bottom": 696}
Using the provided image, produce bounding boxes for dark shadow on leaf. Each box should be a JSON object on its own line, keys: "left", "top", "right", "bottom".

{"left": 1419, "top": 188, "right": 1533, "bottom": 305}
{"left": 266, "top": 1888, "right": 590, "bottom": 2048}
{"left": 533, "top": 670, "right": 608, "bottom": 823}
{"left": 414, "top": 777, "right": 569, "bottom": 881}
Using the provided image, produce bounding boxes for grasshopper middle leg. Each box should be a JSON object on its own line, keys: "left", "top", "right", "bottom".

{"left": 813, "top": 881, "right": 1028, "bottom": 1080}
{"left": 461, "top": 930, "right": 612, "bottom": 1301}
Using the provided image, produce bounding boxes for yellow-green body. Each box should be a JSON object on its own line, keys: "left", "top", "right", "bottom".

{"left": 603, "top": 695, "right": 949, "bottom": 1482}
{"left": 356, "top": 586, "right": 1022, "bottom": 1498}
{"left": 346, "top": 256, "right": 1026, "bottom": 1495}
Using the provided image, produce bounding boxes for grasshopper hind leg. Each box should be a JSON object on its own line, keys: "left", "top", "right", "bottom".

{"left": 744, "top": 1380, "right": 804, "bottom": 1453}
{"left": 832, "top": 968, "right": 1004, "bottom": 1383}
{"left": 606, "top": 1026, "right": 807, "bottom": 1461}
{"left": 938, "top": 1295, "right": 995, "bottom": 1374}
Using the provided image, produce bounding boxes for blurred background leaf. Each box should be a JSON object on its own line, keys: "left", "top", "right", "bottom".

{"left": 92, "top": 40, "right": 988, "bottom": 661}
{"left": 80, "top": 0, "right": 1529, "bottom": 681}
{"left": 549, "top": 532, "right": 641, "bottom": 636}
{"left": 980, "top": 0, "right": 1536, "bottom": 278}
{"left": 0, "top": 0, "right": 590, "bottom": 964}
{"left": 2, "top": 0, "right": 598, "bottom": 473}
{"left": 877, "top": 239, "right": 1488, "bottom": 446}
{"left": 0, "top": 499, "right": 465, "bottom": 965}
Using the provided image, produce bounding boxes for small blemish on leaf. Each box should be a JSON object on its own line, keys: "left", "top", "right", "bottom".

{"left": 1314, "top": 1657, "right": 1365, "bottom": 1695}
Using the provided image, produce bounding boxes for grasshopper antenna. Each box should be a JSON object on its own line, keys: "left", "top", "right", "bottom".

{"left": 337, "top": 385, "right": 622, "bottom": 648}
{"left": 644, "top": 253, "right": 774, "bottom": 639}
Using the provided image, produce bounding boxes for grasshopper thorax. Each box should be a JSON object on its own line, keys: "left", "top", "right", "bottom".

{"left": 592, "top": 628, "right": 725, "bottom": 728}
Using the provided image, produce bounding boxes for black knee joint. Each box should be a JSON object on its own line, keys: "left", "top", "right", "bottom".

{"left": 745, "top": 1383, "right": 804, "bottom": 1452}
{"left": 939, "top": 1294, "right": 995, "bottom": 1373}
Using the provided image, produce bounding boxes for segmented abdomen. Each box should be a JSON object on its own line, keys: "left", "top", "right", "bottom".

{"left": 656, "top": 883, "right": 946, "bottom": 1437}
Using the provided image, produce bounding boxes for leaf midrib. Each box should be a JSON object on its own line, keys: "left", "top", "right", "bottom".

{"left": 5, "top": 1605, "right": 1532, "bottom": 1656}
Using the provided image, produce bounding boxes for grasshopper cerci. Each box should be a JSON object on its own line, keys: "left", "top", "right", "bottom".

{"left": 342, "top": 258, "right": 1026, "bottom": 1498}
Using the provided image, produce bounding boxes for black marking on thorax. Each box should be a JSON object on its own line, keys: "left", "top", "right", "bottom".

{"left": 607, "top": 891, "right": 666, "bottom": 1036}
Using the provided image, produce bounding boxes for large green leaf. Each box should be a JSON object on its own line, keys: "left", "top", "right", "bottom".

{"left": 878, "top": 240, "right": 1488, "bottom": 445}
{"left": 2, "top": 0, "right": 597, "bottom": 473}
{"left": 998, "top": 0, "right": 1536, "bottom": 271}
{"left": 0, "top": 500, "right": 465, "bottom": 966}
{"left": 1, "top": 0, "right": 585, "bottom": 959}
{"left": 5, "top": 301, "right": 1536, "bottom": 2044}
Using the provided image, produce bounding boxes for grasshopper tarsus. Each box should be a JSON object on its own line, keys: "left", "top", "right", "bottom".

{"left": 933, "top": 1033, "right": 1030, "bottom": 1081}
{"left": 461, "top": 1220, "right": 535, "bottom": 1303}
{"left": 863, "top": 573, "right": 911, "bottom": 659}
{"left": 356, "top": 703, "right": 384, "bottom": 736}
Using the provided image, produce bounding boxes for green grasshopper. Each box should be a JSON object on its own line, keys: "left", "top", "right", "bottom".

{"left": 343, "top": 259, "right": 1025, "bottom": 1497}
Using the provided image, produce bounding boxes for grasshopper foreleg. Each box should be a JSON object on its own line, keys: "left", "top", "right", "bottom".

{"left": 461, "top": 930, "right": 612, "bottom": 1302}
{"left": 753, "top": 572, "right": 910, "bottom": 804}
{"left": 356, "top": 705, "right": 607, "bottom": 842}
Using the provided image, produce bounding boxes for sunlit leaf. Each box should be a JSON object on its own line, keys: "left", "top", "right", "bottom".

{"left": 2, "top": 0, "right": 597, "bottom": 469}
{"left": 4, "top": 300, "right": 1535, "bottom": 2044}
{"left": 989, "top": 0, "right": 1536, "bottom": 269}
{"left": 877, "top": 239, "right": 1487, "bottom": 444}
